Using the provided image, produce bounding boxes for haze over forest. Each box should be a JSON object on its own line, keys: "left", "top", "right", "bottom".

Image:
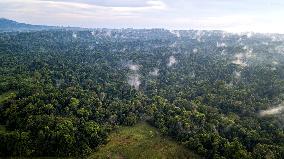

{"left": 1, "top": 1, "right": 284, "bottom": 159}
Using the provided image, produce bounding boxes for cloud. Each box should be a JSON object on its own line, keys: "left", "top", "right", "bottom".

{"left": 128, "top": 74, "right": 141, "bottom": 90}
{"left": 0, "top": 0, "right": 167, "bottom": 27}
{"left": 259, "top": 106, "right": 284, "bottom": 117}
{"left": 169, "top": 30, "right": 180, "bottom": 37}
{"left": 150, "top": 68, "right": 159, "bottom": 76}
{"left": 72, "top": 32, "right": 77, "bottom": 38}
{"left": 232, "top": 53, "right": 248, "bottom": 67}
{"left": 128, "top": 64, "right": 140, "bottom": 71}
{"left": 167, "top": 56, "right": 177, "bottom": 67}
{"left": 40, "top": 0, "right": 167, "bottom": 15}
{"left": 193, "top": 48, "right": 198, "bottom": 53}
{"left": 234, "top": 71, "right": 241, "bottom": 79}
{"left": 40, "top": 0, "right": 164, "bottom": 8}
{"left": 126, "top": 62, "right": 141, "bottom": 90}
{"left": 1, "top": 0, "right": 284, "bottom": 33}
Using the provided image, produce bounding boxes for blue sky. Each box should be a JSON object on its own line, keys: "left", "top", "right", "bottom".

{"left": 1, "top": 0, "right": 284, "bottom": 33}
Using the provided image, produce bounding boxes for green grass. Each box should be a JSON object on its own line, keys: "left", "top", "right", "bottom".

{"left": 88, "top": 122, "right": 201, "bottom": 159}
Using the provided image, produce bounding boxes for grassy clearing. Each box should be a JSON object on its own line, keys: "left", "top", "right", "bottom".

{"left": 89, "top": 122, "right": 201, "bottom": 159}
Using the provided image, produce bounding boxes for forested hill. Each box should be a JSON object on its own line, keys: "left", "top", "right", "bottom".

{"left": 0, "top": 18, "right": 56, "bottom": 32}
{"left": 1, "top": 29, "right": 284, "bottom": 158}
{"left": 0, "top": 18, "right": 85, "bottom": 32}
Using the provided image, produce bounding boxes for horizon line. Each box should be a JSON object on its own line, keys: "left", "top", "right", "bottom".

{"left": 1, "top": 17, "right": 284, "bottom": 35}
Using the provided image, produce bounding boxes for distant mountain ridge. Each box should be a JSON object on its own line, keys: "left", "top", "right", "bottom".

{"left": 0, "top": 18, "right": 85, "bottom": 32}
{"left": 0, "top": 18, "right": 58, "bottom": 32}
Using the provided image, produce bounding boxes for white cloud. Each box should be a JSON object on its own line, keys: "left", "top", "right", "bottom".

{"left": 72, "top": 32, "right": 77, "bottom": 38}
{"left": 169, "top": 30, "right": 180, "bottom": 37}
{"left": 128, "top": 64, "right": 140, "bottom": 71}
{"left": 167, "top": 56, "right": 177, "bottom": 67}
{"left": 0, "top": 0, "right": 167, "bottom": 27}
{"left": 259, "top": 105, "right": 284, "bottom": 117}
{"left": 150, "top": 68, "right": 159, "bottom": 76}
{"left": 1, "top": 0, "right": 284, "bottom": 33}
{"left": 128, "top": 74, "right": 141, "bottom": 90}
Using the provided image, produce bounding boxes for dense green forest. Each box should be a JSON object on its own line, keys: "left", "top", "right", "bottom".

{"left": 1, "top": 29, "right": 284, "bottom": 158}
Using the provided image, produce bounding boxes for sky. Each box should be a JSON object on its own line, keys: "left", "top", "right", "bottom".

{"left": 1, "top": 0, "right": 284, "bottom": 33}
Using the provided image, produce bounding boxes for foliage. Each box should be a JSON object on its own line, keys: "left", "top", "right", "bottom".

{"left": 1, "top": 29, "right": 284, "bottom": 158}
